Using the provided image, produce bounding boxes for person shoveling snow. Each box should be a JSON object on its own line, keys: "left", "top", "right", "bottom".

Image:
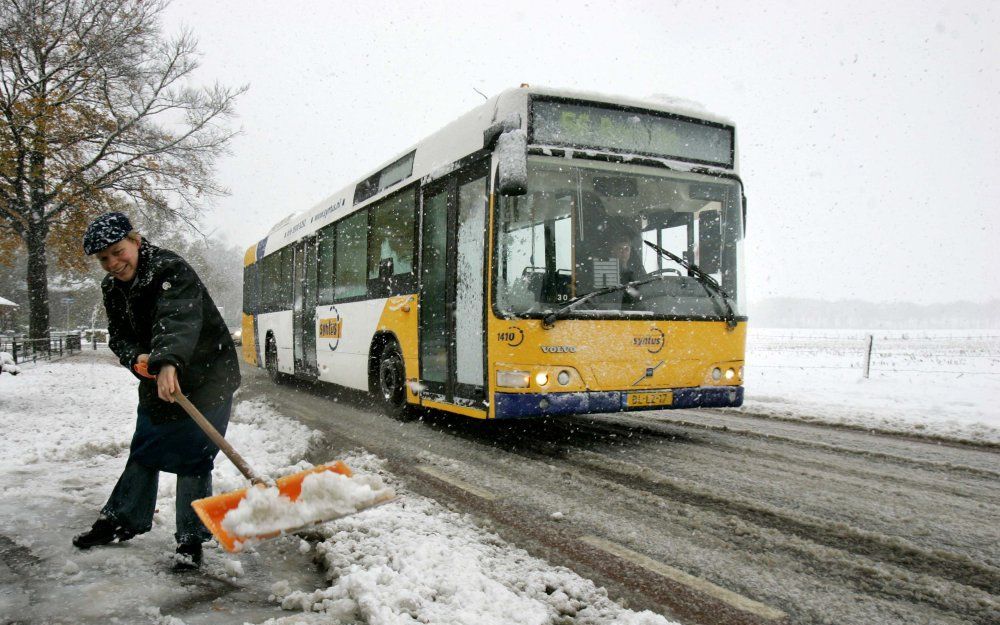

{"left": 72, "top": 212, "right": 241, "bottom": 570}
{"left": 72, "top": 211, "right": 391, "bottom": 569}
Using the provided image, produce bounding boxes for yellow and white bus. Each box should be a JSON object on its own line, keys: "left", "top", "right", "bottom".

{"left": 242, "top": 86, "right": 746, "bottom": 420}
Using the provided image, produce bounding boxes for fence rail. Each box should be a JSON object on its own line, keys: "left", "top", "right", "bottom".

{"left": 0, "top": 332, "right": 84, "bottom": 364}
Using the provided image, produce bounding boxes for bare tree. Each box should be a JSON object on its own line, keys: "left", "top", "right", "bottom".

{"left": 0, "top": 0, "right": 245, "bottom": 338}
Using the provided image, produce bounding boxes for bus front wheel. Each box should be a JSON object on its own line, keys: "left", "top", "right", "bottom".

{"left": 376, "top": 343, "right": 414, "bottom": 421}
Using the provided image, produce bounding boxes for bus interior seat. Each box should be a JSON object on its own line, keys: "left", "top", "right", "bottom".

{"left": 543, "top": 269, "right": 573, "bottom": 304}
{"left": 518, "top": 267, "right": 572, "bottom": 305}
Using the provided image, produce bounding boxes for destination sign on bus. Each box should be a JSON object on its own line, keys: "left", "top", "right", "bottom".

{"left": 531, "top": 99, "right": 733, "bottom": 167}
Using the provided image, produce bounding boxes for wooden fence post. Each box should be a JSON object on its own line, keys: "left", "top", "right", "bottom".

{"left": 863, "top": 334, "right": 874, "bottom": 379}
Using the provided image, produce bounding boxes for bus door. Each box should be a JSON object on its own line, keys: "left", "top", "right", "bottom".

{"left": 292, "top": 236, "right": 318, "bottom": 377}
{"left": 419, "top": 160, "right": 489, "bottom": 405}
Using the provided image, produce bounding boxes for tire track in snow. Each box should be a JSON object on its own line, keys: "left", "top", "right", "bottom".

{"left": 564, "top": 451, "right": 1000, "bottom": 597}
{"left": 581, "top": 412, "right": 1000, "bottom": 480}
{"left": 435, "top": 417, "right": 999, "bottom": 623}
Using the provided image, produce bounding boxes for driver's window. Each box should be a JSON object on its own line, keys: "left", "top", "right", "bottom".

{"left": 643, "top": 217, "right": 691, "bottom": 274}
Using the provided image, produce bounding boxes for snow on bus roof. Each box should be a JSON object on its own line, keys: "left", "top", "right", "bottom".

{"left": 253, "top": 86, "right": 734, "bottom": 257}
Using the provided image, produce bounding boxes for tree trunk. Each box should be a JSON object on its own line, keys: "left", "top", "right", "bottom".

{"left": 25, "top": 221, "right": 50, "bottom": 340}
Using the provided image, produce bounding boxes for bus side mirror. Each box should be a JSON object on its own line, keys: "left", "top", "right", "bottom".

{"left": 496, "top": 129, "right": 527, "bottom": 196}
{"left": 485, "top": 113, "right": 527, "bottom": 197}
{"left": 483, "top": 113, "right": 521, "bottom": 149}
{"left": 697, "top": 210, "right": 722, "bottom": 274}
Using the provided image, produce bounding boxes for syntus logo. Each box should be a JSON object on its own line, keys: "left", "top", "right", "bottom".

{"left": 320, "top": 306, "right": 342, "bottom": 351}
{"left": 633, "top": 327, "right": 665, "bottom": 353}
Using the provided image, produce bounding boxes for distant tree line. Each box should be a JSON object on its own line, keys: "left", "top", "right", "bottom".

{"left": 751, "top": 297, "right": 1000, "bottom": 329}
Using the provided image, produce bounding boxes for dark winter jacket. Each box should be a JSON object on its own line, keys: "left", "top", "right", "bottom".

{"left": 103, "top": 239, "right": 241, "bottom": 424}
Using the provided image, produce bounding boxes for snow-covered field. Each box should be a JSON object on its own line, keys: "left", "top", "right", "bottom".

{"left": 741, "top": 329, "right": 1000, "bottom": 444}
{"left": 0, "top": 353, "right": 672, "bottom": 625}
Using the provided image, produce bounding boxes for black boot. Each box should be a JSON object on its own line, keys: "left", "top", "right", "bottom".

{"left": 72, "top": 517, "right": 135, "bottom": 549}
{"left": 173, "top": 542, "right": 203, "bottom": 571}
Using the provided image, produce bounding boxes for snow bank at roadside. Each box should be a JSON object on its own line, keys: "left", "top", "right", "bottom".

{"left": 266, "top": 453, "right": 670, "bottom": 625}
{"left": 212, "top": 397, "right": 325, "bottom": 493}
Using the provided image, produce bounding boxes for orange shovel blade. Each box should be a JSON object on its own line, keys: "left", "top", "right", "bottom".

{"left": 192, "top": 461, "right": 352, "bottom": 552}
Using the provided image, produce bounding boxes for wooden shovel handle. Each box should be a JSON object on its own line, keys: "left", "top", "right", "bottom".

{"left": 172, "top": 390, "right": 265, "bottom": 485}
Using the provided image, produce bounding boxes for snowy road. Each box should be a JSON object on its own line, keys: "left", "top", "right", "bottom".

{"left": 247, "top": 366, "right": 1000, "bottom": 625}
{"left": 2, "top": 350, "right": 997, "bottom": 625}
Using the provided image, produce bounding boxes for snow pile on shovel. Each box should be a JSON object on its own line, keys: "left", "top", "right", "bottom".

{"left": 220, "top": 470, "right": 393, "bottom": 540}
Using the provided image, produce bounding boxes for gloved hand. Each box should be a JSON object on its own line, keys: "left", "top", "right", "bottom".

{"left": 134, "top": 354, "right": 155, "bottom": 379}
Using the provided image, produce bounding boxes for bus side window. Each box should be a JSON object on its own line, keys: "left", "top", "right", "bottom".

{"left": 317, "top": 224, "right": 336, "bottom": 305}
{"left": 280, "top": 247, "right": 294, "bottom": 308}
{"left": 335, "top": 211, "right": 368, "bottom": 300}
{"left": 367, "top": 186, "right": 416, "bottom": 296}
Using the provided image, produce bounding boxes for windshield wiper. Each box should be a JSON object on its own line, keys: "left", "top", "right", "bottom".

{"left": 539, "top": 243, "right": 739, "bottom": 329}
{"left": 541, "top": 274, "right": 665, "bottom": 328}
{"left": 642, "top": 240, "right": 738, "bottom": 329}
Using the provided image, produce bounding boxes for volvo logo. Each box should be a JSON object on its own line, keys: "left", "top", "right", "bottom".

{"left": 633, "top": 327, "right": 665, "bottom": 354}
{"left": 541, "top": 345, "right": 576, "bottom": 353}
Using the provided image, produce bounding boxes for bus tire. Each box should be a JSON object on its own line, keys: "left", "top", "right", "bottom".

{"left": 265, "top": 335, "right": 283, "bottom": 385}
{"left": 375, "top": 342, "right": 414, "bottom": 421}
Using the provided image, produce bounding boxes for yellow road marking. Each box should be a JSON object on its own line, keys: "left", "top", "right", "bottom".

{"left": 579, "top": 535, "right": 787, "bottom": 621}
{"left": 417, "top": 466, "right": 498, "bottom": 501}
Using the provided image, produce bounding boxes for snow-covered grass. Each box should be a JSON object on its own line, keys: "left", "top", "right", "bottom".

{"left": 741, "top": 329, "right": 1000, "bottom": 444}
{"left": 0, "top": 352, "right": 675, "bottom": 625}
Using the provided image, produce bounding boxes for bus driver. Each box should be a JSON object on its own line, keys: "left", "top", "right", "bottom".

{"left": 607, "top": 223, "right": 646, "bottom": 284}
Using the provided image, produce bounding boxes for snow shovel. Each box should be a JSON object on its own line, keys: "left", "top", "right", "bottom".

{"left": 172, "top": 390, "right": 392, "bottom": 552}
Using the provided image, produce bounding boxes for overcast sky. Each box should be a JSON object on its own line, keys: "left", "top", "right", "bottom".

{"left": 161, "top": 0, "right": 999, "bottom": 305}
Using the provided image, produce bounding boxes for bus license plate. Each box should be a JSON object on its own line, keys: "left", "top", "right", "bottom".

{"left": 626, "top": 391, "right": 674, "bottom": 408}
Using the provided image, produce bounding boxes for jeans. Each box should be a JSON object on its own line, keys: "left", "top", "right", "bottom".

{"left": 101, "top": 460, "right": 213, "bottom": 545}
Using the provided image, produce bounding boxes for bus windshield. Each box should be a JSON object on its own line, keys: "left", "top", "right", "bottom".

{"left": 495, "top": 156, "right": 745, "bottom": 320}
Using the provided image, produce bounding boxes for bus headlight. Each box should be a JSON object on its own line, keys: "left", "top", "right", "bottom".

{"left": 535, "top": 372, "right": 549, "bottom": 386}
{"left": 557, "top": 370, "right": 571, "bottom": 385}
{"left": 497, "top": 370, "right": 530, "bottom": 388}
{"left": 725, "top": 368, "right": 735, "bottom": 380}
{"left": 711, "top": 367, "right": 722, "bottom": 381}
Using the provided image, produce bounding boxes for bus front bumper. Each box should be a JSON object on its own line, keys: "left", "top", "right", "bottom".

{"left": 493, "top": 386, "right": 744, "bottom": 419}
